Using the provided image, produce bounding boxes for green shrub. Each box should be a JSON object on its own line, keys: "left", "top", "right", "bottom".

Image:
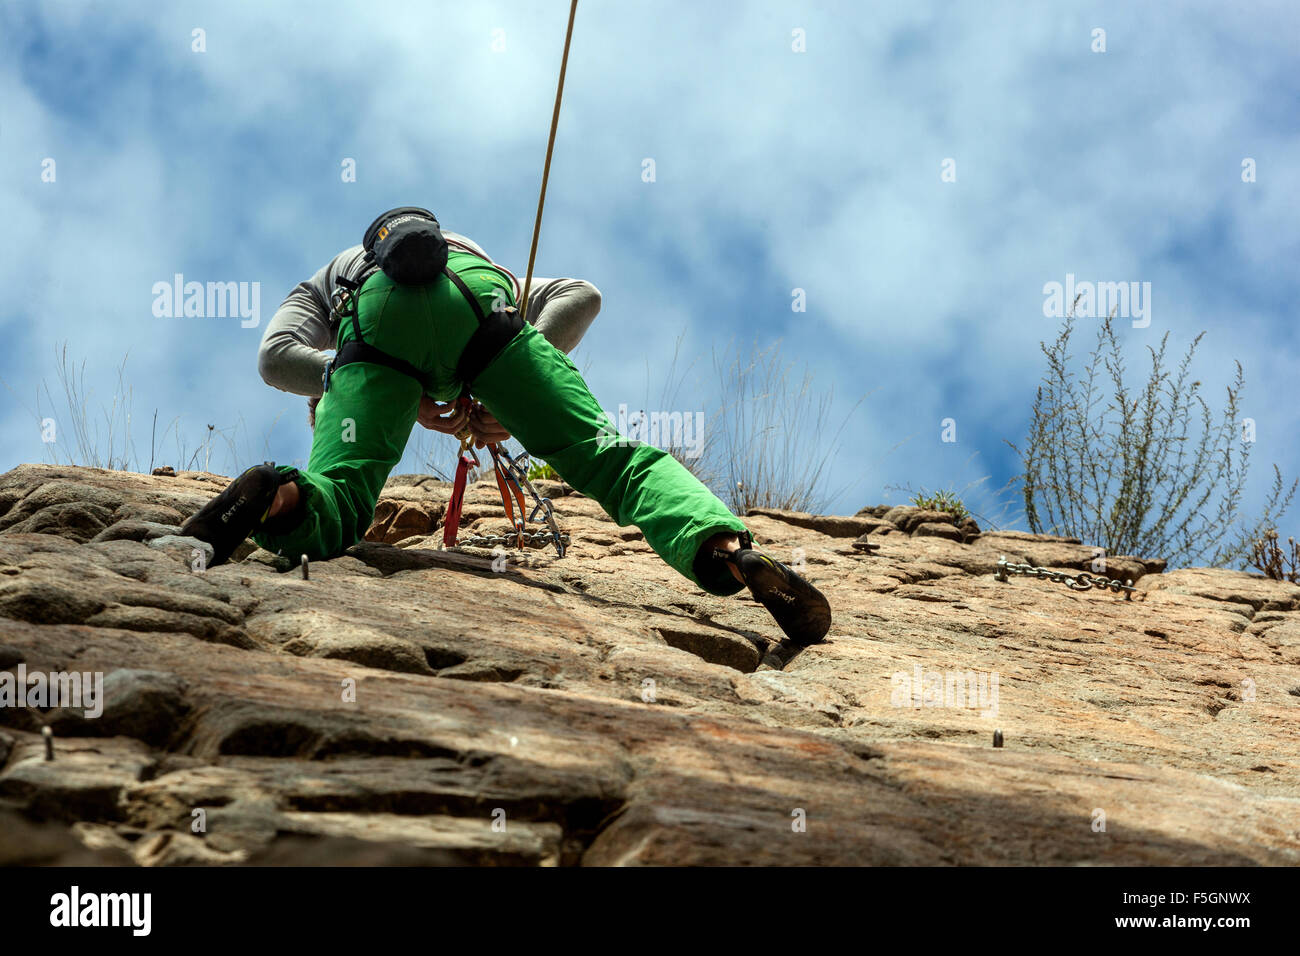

{"left": 1010, "top": 309, "right": 1295, "bottom": 568}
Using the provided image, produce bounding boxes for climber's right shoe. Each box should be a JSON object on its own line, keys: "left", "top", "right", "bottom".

{"left": 719, "top": 547, "right": 832, "bottom": 646}
{"left": 179, "top": 464, "right": 287, "bottom": 566}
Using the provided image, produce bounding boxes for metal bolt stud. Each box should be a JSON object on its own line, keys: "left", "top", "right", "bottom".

{"left": 993, "top": 729, "right": 1004, "bottom": 748}
{"left": 301, "top": 554, "right": 309, "bottom": 580}
{"left": 42, "top": 725, "right": 54, "bottom": 761}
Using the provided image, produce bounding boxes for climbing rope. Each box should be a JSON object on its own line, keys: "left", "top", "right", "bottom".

{"left": 519, "top": 0, "right": 579, "bottom": 322}
{"left": 993, "top": 556, "right": 1137, "bottom": 600}
{"left": 443, "top": 3, "right": 578, "bottom": 558}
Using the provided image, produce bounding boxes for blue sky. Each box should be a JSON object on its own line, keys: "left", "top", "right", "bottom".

{"left": 1, "top": 0, "right": 1297, "bottom": 540}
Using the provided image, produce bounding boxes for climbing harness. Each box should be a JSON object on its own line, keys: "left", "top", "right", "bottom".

{"left": 325, "top": 266, "right": 523, "bottom": 395}
{"left": 993, "top": 556, "right": 1137, "bottom": 600}
{"left": 325, "top": 206, "right": 524, "bottom": 394}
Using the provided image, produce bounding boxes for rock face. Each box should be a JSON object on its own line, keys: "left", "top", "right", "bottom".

{"left": 2, "top": 463, "right": 1299, "bottom": 866}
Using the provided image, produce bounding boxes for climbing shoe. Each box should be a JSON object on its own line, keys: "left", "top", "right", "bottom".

{"left": 179, "top": 464, "right": 287, "bottom": 566}
{"left": 719, "top": 547, "right": 832, "bottom": 646}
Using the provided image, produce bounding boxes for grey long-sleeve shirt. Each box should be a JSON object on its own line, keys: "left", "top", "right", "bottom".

{"left": 258, "top": 230, "right": 601, "bottom": 397}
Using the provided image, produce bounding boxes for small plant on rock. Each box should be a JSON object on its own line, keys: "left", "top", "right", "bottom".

{"left": 1250, "top": 528, "right": 1300, "bottom": 583}
{"left": 909, "top": 488, "right": 971, "bottom": 522}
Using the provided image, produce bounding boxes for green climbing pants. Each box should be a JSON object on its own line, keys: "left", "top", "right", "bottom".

{"left": 254, "top": 252, "right": 748, "bottom": 595}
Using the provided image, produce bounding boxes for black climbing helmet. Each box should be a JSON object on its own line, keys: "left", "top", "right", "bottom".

{"left": 362, "top": 206, "right": 449, "bottom": 285}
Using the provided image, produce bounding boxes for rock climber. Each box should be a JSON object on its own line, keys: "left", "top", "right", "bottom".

{"left": 181, "top": 207, "right": 831, "bottom": 645}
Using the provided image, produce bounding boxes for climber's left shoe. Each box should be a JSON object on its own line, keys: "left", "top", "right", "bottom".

{"left": 179, "top": 463, "right": 288, "bottom": 566}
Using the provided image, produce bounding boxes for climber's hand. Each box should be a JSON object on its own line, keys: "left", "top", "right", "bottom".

{"left": 418, "top": 397, "right": 470, "bottom": 435}
{"left": 469, "top": 406, "right": 511, "bottom": 448}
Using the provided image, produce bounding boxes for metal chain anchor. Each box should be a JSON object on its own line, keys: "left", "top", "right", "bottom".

{"left": 455, "top": 530, "right": 572, "bottom": 551}
{"left": 994, "top": 556, "right": 1137, "bottom": 600}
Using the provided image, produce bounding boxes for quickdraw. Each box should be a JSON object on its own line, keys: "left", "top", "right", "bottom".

{"left": 489, "top": 443, "right": 529, "bottom": 548}
{"left": 441, "top": 426, "right": 479, "bottom": 548}
{"left": 441, "top": 396, "right": 567, "bottom": 557}
{"left": 491, "top": 444, "right": 567, "bottom": 557}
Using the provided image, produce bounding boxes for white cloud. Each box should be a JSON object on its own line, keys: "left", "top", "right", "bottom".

{"left": 1, "top": 0, "right": 1296, "bottom": 542}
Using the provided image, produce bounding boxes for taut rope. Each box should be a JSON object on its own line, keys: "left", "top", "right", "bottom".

{"left": 519, "top": 0, "right": 579, "bottom": 321}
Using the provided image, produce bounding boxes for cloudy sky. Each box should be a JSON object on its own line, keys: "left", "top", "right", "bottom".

{"left": 2, "top": 0, "right": 1297, "bottom": 544}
